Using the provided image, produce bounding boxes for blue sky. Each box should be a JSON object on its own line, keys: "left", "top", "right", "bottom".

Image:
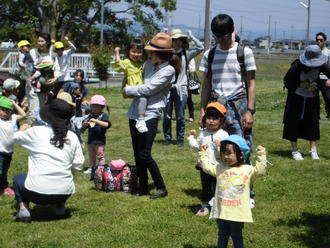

{"left": 168, "top": 0, "right": 330, "bottom": 40}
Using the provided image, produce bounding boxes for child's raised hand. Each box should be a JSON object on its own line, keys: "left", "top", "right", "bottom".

{"left": 200, "top": 144, "right": 208, "bottom": 151}
{"left": 189, "top": 129, "right": 197, "bottom": 136}
{"left": 256, "top": 145, "right": 265, "bottom": 152}
{"left": 114, "top": 47, "right": 121, "bottom": 54}
{"left": 63, "top": 36, "right": 69, "bottom": 42}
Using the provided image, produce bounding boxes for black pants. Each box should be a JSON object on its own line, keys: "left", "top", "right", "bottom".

{"left": 200, "top": 170, "right": 216, "bottom": 203}
{"left": 129, "top": 118, "right": 166, "bottom": 192}
{"left": 0, "top": 152, "right": 12, "bottom": 191}
{"left": 217, "top": 219, "right": 244, "bottom": 248}
{"left": 186, "top": 92, "right": 194, "bottom": 119}
{"left": 319, "top": 79, "right": 330, "bottom": 118}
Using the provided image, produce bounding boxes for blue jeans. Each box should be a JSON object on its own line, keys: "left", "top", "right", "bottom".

{"left": 0, "top": 152, "right": 12, "bottom": 191}
{"left": 217, "top": 219, "right": 244, "bottom": 248}
{"left": 163, "top": 87, "right": 188, "bottom": 141}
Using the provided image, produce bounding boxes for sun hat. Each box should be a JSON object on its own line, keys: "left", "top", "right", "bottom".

{"left": 3, "top": 78, "right": 20, "bottom": 91}
{"left": 71, "top": 83, "right": 80, "bottom": 89}
{"left": 0, "top": 96, "right": 14, "bottom": 110}
{"left": 206, "top": 102, "right": 227, "bottom": 116}
{"left": 17, "top": 40, "right": 30, "bottom": 48}
{"left": 90, "top": 95, "right": 107, "bottom": 106}
{"left": 299, "top": 45, "right": 328, "bottom": 67}
{"left": 222, "top": 134, "right": 250, "bottom": 161}
{"left": 144, "top": 33, "right": 173, "bottom": 52}
{"left": 40, "top": 98, "right": 74, "bottom": 127}
{"left": 54, "top": 41, "right": 64, "bottom": 49}
{"left": 57, "top": 92, "right": 75, "bottom": 106}
{"left": 170, "top": 29, "right": 188, "bottom": 39}
{"left": 35, "top": 62, "right": 53, "bottom": 69}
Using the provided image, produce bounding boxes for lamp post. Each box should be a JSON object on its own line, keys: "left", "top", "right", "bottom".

{"left": 300, "top": 0, "right": 310, "bottom": 46}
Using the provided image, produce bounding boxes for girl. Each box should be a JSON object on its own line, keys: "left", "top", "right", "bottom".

{"left": 123, "top": 32, "right": 180, "bottom": 198}
{"left": 112, "top": 37, "right": 147, "bottom": 133}
{"left": 283, "top": 45, "right": 330, "bottom": 160}
{"left": 82, "top": 95, "right": 111, "bottom": 177}
{"left": 199, "top": 135, "right": 267, "bottom": 248}
{"left": 187, "top": 102, "right": 228, "bottom": 216}
{"left": 0, "top": 96, "right": 26, "bottom": 198}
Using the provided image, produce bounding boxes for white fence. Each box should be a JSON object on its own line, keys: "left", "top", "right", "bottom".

{"left": 0, "top": 52, "right": 122, "bottom": 77}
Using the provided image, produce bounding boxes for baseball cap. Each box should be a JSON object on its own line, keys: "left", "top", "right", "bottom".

{"left": 0, "top": 96, "right": 14, "bottom": 110}
{"left": 3, "top": 78, "right": 20, "bottom": 91}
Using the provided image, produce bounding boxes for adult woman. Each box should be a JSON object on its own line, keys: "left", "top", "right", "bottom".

{"left": 124, "top": 33, "right": 180, "bottom": 199}
{"left": 27, "top": 33, "right": 60, "bottom": 123}
{"left": 13, "top": 98, "right": 84, "bottom": 222}
{"left": 162, "top": 29, "right": 204, "bottom": 147}
{"left": 283, "top": 45, "right": 330, "bottom": 160}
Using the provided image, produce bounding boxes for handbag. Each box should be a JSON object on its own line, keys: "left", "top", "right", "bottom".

{"left": 188, "top": 72, "right": 201, "bottom": 95}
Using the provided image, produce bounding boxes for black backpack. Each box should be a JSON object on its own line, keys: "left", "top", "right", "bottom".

{"left": 206, "top": 43, "right": 248, "bottom": 94}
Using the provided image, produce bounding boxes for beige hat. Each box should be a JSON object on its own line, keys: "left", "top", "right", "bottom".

{"left": 57, "top": 92, "right": 75, "bottom": 106}
{"left": 3, "top": 78, "right": 20, "bottom": 91}
{"left": 144, "top": 33, "right": 173, "bottom": 52}
{"left": 171, "top": 29, "right": 188, "bottom": 39}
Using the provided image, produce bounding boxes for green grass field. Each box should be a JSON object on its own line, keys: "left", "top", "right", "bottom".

{"left": 1, "top": 55, "right": 330, "bottom": 248}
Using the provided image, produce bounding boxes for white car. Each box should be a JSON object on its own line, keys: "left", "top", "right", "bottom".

{"left": 0, "top": 41, "right": 16, "bottom": 49}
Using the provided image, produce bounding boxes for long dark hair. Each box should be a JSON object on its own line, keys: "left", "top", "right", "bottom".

{"left": 154, "top": 51, "right": 181, "bottom": 78}
{"left": 38, "top": 32, "right": 51, "bottom": 49}
{"left": 50, "top": 125, "right": 69, "bottom": 149}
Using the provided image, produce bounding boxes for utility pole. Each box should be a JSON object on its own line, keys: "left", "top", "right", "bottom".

{"left": 240, "top": 16, "right": 243, "bottom": 36}
{"left": 274, "top": 21, "right": 277, "bottom": 40}
{"left": 198, "top": 15, "right": 201, "bottom": 39}
{"left": 307, "top": 0, "right": 311, "bottom": 44}
{"left": 267, "top": 16, "right": 271, "bottom": 54}
{"left": 100, "top": 0, "right": 104, "bottom": 46}
{"left": 204, "top": 0, "right": 211, "bottom": 50}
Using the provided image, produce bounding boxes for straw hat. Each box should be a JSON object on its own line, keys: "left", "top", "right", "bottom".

{"left": 170, "top": 29, "right": 187, "bottom": 39}
{"left": 299, "top": 45, "right": 327, "bottom": 67}
{"left": 144, "top": 33, "right": 173, "bottom": 52}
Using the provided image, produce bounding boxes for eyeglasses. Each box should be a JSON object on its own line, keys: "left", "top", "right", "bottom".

{"left": 316, "top": 39, "right": 324, "bottom": 42}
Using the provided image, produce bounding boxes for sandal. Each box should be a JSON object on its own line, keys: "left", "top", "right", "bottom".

{"left": 196, "top": 205, "right": 210, "bottom": 216}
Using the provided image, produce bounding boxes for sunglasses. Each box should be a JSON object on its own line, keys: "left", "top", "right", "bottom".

{"left": 316, "top": 39, "right": 324, "bottom": 42}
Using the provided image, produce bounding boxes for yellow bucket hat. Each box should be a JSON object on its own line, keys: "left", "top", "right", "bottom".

{"left": 17, "top": 40, "right": 30, "bottom": 48}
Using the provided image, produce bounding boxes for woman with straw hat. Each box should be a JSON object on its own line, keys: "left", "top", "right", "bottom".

{"left": 283, "top": 45, "right": 330, "bottom": 160}
{"left": 124, "top": 32, "right": 181, "bottom": 199}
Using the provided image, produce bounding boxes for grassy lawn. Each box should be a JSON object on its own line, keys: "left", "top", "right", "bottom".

{"left": 1, "top": 55, "right": 330, "bottom": 248}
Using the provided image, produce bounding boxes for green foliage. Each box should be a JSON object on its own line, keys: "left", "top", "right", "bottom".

{"left": 90, "top": 45, "right": 112, "bottom": 81}
{"left": 2, "top": 55, "right": 330, "bottom": 248}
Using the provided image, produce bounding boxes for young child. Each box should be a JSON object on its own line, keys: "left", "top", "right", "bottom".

{"left": 82, "top": 95, "right": 111, "bottom": 178}
{"left": 0, "top": 96, "right": 26, "bottom": 198}
{"left": 187, "top": 102, "right": 228, "bottom": 216}
{"left": 17, "top": 40, "right": 34, "bottom": 81}
{"left": 199, "top": 134, "right": 267, "bottom": 248}
{"left": 112, "top": 37, "right": 147, "bottom": 133}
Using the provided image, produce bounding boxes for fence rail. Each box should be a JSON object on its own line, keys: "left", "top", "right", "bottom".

{"left": 0, "top": 52, "right": 122, "bottom": 78}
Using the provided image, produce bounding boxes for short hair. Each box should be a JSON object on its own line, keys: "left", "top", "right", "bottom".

{"left": 316, "top": 32, "right": 327, "bottom": 41}
{"left": 220, "top": 141, "right": 244, "bottom": 163}
{"left": 74, "top": 69, "right": 85, "bottom": 80}
{"left": 211, "top": 14, "right": 234, "bottom": 37}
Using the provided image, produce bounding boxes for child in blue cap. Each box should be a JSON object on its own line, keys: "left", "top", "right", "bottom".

{"left": 199, "top": 134, "right": 268, "bottom": 248}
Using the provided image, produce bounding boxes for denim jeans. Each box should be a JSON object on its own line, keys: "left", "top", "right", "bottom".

{"left": 0, "top": 152, "right": 12, "bottom": 191}
{"left": 163, "top": 87, "right": 188, "bottom": 141}
{"left": 217, "top": 219, "right": 244, "bottom": 248}
{"left": 129, "top": 118, "right": 166, "bottom": 191}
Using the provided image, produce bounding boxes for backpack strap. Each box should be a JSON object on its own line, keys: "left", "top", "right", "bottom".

{"left": 206, "top": 46, "right": 217, "bottom": 78}
{"left": 236, "top": 43, "right": 245, "bottom": 72}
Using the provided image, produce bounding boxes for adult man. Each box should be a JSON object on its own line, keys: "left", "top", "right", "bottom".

{"left": 199, "top": 14, "right": 256, "bottom": 149}
{"left": 315, "top": 32, "right": 330, "bottom": 120}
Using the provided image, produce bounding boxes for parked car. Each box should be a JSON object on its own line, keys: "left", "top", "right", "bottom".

{"left": 0, "top": 40, "right": 16, "bottom": 49}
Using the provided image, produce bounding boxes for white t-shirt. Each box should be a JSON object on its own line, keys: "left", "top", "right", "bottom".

{"left": 199, "top": 43, "right": 256, "bottom": 98}
{"left": 55, "top": 42, "right": 76, "bottom": 81}
{"left": 320, "top": 47, "right": 330, "bottom": 80}
{"left": 0, "top": 114, "right": 17, "bottom": 153}
{"left": 14, "top": 126, "right": 85, "bottom": 195}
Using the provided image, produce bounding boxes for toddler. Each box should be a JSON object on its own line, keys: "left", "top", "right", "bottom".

{"left": 82, "top": 95, "right": 111, "bottom": 179}
{"left": 188, "top": 102, "right": 228, "bottom": 216}
{"left": 112, "top": 37, "right": 147, "bottom": 133}
{"left": 0, "top": 96, "right": 26, "bottom": 198}
{"left": 199, "top": 134, "right": 268, "bottom": 248}
{"left": 17, "top": 40, "right": 34, "bottom": 81}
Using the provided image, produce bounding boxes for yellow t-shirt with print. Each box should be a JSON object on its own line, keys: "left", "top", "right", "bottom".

{"left": 112, "top": 58, "right": 143, "bottom": 86}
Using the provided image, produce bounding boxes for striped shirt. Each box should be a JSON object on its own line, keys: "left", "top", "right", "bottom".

{"left": 199, "top": 42, "right": 256, "bottom": 98}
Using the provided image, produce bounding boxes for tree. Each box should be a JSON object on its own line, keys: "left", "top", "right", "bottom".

{"left": 0, "top": 0, "right": 176, "bottom": 47}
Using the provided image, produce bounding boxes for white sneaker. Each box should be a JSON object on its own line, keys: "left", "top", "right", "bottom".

{"left": 84, "top": 168, "right": 92, "bottom": 174}
{"left": 250, "top": 198, "right": 256, "bottom": 209}
{"left": 135, "top": 120, "right": 148, "bottom": 133}
{"left": 309, "top": 150, "right": 320, "bottom": 160}
{"left": 292, "top": 150, "right": 304, "bottom": 160}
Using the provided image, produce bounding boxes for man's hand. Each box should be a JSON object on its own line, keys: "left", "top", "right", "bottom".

{"left": 243, "top": 111, "right": 254, "bottom": 129}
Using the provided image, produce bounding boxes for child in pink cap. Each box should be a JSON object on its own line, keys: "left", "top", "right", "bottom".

{"left": 82, "top": 95, "right": 111, "bottom": 178}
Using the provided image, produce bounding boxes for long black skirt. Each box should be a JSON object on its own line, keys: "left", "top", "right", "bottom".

{"left": 283, "top": 91, "right": 320, "bottom": 142}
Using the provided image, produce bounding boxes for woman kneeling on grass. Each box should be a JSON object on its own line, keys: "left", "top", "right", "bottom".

{"left": 13, "top": 98, "right": 84, "bottom": 222}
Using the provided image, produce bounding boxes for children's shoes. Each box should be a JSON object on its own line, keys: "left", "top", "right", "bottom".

{"left": 292, "top": 150, "right": 304, "bottom": 161}
{"left": 196, "top": 205, "right": 210, "bottom": 216}
{"left": 309, "top": 150, "right": 320, "bottom": 160}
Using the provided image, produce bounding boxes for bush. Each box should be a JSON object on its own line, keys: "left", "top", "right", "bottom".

{"left": 90, "top": 45, "right": 112, "bottom": 81}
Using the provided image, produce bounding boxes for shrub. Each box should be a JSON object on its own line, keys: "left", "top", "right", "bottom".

{"left": 90, "top": 45, "right": 112, "bottom": 81}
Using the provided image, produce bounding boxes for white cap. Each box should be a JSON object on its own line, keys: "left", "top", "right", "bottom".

{"left": 3, "top": 78, "right": 20, "bottom": 91}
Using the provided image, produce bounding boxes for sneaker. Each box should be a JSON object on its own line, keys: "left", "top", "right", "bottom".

{"left": 250, "top": 198, "right": 256, "bottom": 209}
{"left": 135, "top": 120, "right": 148, "bottom": 133}
{"left": 177, "top": 140, "right": 184, "bottom": 147}
{"left": 55, "top": 203, "right": 66, "bottom": 216}
{"left": 15, "top": 207, "right": 31, "bottom": 223}
{"left": 163, "top": 140, "right": 172, "bottom": 146}
{"left": 84, "top": 168, "right": 92, "bottom": 174}
{"left": 309, "top": 150, "right": 320, "bottom": 160}
{"left": 3, "top": 187, "right": 15, "bottom": 196}
{"left": 150, "top": 189, "right": 168, "bottom": 199}
{"left": 292, "top": 150, "right": 304, "bottom": 160}
{"left": 196, "top": 205, "right": 209, "bottom": 216}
